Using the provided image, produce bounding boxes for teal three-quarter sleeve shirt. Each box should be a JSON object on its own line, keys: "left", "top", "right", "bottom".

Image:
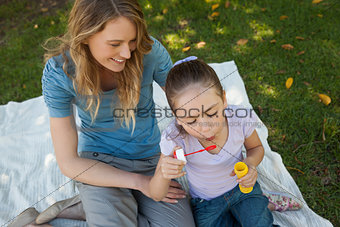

{"left": 42, "top": 37, "right": 173, "bottom": 159}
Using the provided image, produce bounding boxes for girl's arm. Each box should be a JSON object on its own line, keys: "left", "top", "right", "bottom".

{"left": 149, "top": 152, "right": 186, "bottom": 201}
{"left": 233, "top": 130, "right": 264, "bottom": 188}
{"left": 50, "top": 116, "right": 151, "bottom": 195}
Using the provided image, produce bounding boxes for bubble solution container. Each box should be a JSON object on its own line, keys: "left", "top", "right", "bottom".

{"left": 234, "top": 162, "right": 253, "bottom": 193}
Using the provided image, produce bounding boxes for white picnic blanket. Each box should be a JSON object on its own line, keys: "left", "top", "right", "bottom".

{"left": 0, "top": 61, "right": 333, "bottom": 227}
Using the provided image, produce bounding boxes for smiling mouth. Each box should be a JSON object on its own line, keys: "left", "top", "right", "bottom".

{"left": 111, "top": 58, "right": 125, "bottom": 63}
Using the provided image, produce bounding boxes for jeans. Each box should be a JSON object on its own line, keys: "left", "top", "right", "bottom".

{"left": 191, "top": 182, "right": 276, "bottom": 227}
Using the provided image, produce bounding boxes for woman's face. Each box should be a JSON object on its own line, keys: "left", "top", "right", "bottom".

{"left": 86, "top": 16, "right": 137, "bottom": 72}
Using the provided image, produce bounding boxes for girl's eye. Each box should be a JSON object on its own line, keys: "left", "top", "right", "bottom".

{"left": 187, "top": 119, "right": 197, "bottom": 125}
{"left": 206, "top": 111, "right": 218, "bottom": 117}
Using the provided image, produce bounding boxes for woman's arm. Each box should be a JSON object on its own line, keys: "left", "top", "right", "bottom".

{"left": 149, "top": 153, "right": 186, "bottom": 201}
{"left": 50, "top": 115, "right": 150, "bottom": 193}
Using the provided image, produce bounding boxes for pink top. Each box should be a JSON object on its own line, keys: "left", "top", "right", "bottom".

{"left": 160, "top": 105, "right": 259, "bottom": 200}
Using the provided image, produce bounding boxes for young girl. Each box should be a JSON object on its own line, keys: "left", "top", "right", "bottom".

{"left": 9, "top": 0, "right": 195, "bottom": 226}
{"left": 149, "top": 57, "right": 277, "bottom": 226}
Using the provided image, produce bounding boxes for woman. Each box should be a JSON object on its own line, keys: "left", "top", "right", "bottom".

{"left": 9, "top": 0, "right": 195, "bottom": 226}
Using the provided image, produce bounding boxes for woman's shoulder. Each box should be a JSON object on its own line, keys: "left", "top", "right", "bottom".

{"left": 44, "top": 52, "right": 75, "bottom": 78}
{"left": 144, "top": 36, "right": 170, "bottom": 61}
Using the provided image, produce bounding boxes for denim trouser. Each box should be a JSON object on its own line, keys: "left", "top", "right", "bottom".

{"left": 191, "top": 182, "right": 276, "bottom": 227}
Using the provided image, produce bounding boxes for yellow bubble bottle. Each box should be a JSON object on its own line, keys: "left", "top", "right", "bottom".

{"left": 234, "top": 162, "right": 253, "bottom": 193}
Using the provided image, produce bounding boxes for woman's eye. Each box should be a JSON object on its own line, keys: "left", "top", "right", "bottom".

{"left": 111, "top": 44, "right": 120, "bottom": 47}
{"left": 206, "top": 111, "right": 218, "bottom": 117}
{"left": 187, "top": 119, "right": 197, "bottom": 125}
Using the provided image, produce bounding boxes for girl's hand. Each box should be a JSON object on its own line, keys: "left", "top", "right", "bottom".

{"left": 230, "top": 164, "right": 258, "bottom": 188}
{"left": 159, "top": 155, "right": 186, "bottom": 180}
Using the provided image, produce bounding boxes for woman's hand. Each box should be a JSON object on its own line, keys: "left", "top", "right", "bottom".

{"left": 161, "top": 180, "right": 187, "bottom": 203}
{"left": 230, "top": 163, "right": 258, "bottom": 188}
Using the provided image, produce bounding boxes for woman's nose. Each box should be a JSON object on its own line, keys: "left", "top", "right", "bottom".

{"left": 120, "top": 44, "right": 131, "bottom": 59}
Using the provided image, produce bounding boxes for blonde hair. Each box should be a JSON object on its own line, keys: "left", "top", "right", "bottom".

{"left": 43, "top": 0, "right": 153, "bottom": 130}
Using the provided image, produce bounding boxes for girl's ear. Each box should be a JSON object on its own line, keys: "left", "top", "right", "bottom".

{"left": 223, "top": 90, "right": 228, "bottom": 109}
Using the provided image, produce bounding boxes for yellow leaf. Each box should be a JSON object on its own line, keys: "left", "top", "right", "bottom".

{"left": 23, "top": 84, "right": 26, "bottom": 89}
{"left": 312, "top": 0, "right": 323, "bottom": 4}
{"left": 317, "top": 14, "right": 323, "bottom": 18}
{"left": 280, "top": 15, "right": 288, "bottom": 20}
{"left": 41, "top": 7, "right": 48, "bottom": 12}
{"left": 162, "top": 8, "right": 168, "bottom": 14}
{"left": 270, "top": 39, "right": 276, "bottom": 43}
{"left": 318, "top": 94, "right": 331, "bottom": 105}
{"left": 196, "top": 41, "right": 206, "bottom": 49}
{"left": 51, "top": 20, "right": 55, "bottom": 25}
{"left": 285, "top": 77, "right": 293, "bottom": 89}
{"left": 211, "top": 12, "right": 220, "bottom": 17}
{"left": 182, "top": 46, "right": 191, "bottom": 52}
{"left": 281, "top": 44, "right": 294, "bottom": 50}
{"left": 225, "top": 1, "right": 230, "bottom": 8}
{"left": 297, "top": 50, "right": 305, "bottom": 56}
{"left": 296, "top": 36, "right": 305, "bottom": 40}
{"left": 212, "top": 4, "right": 219, "bottom": 11}
{"left": 34, "top": 24, "right": 38, "bottom": 29}
{"left": 237, "top": 39, "right": 248, "bottom": 46}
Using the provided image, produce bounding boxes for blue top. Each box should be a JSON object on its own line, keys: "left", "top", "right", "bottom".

{"left": 42, "top": 37, "right": 172, "bottom": 159}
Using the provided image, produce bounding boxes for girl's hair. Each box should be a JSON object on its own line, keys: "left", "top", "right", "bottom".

{"left": 43, "top": 0, "right": 153, "bottom": 130}
{"left": 165, "top": 59, "right": 224, "bottom": 137}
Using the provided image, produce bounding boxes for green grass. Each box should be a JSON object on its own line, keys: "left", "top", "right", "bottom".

{"left": 1, "top": 0, "right": 339, "bottom": 225}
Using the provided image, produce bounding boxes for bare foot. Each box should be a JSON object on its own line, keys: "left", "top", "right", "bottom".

{"left": 56, "top": 201, "right": 86, "bottom": 220}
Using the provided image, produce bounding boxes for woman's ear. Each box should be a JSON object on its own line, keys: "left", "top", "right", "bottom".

{"left": 223, "top": 90, "right": 228, "bottom": 109}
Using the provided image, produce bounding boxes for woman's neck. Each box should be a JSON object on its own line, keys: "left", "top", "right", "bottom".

{"left": 100, "top": 69, "right": 118, "bottom": 91}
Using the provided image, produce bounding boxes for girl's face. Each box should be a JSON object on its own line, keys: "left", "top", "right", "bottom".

{"left": 86, "top": 16, "right": 137, "bottom": 72}
{"left": 174, "top": 85, "right": 227, "bottom": 144}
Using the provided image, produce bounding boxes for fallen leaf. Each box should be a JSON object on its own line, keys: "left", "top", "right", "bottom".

{"left": 211, "top": 12, "right": 220, "bottom": 17}
{"left": 257, "top": 105, "right": 263, "bottom": 114}
{"left": 23, "top": 84, "right": 26, "bottom": 89}
{"left": 281, "top": 44, "right": 294, "bottom": 50}
{"left": 286, "top": 166, "right": 304, "bottom": 174}
{"left": 296, "top": 36, "right": 305, "bottom": 40}
{"left": 318, "top": 94, "right": 331, "bottom": 105}
{"left": 303, "top": 81, "right": 310, "bottom": 86}
{"left": 237, "top": 39, "right": 248, "bottom": 46}
{"left": 41, "top": 7, "right": 48, "bottom": 12}
{"left": 212, "top": 3, "right": 219, "bottom": 11}
{"left": 280, "top": 15, "right": 288, "bottom": 20}
{"left": 51, "top": 21, "right": 55, "bottom": 25}
{"left": 162, "top": 8, "right": 168, "bottom": 14}
{"left": 271, "top": 108, "right": 280, "bottom": 112}
{"left": 299, "top": 59, "right": 304, "bottom": 63}
{"left": 282, "top": 134, "right": 286, "bottom": 141}
{"left": 317, "top": 14, "right": 323, "bottom": 18}
{"left": 182, "top": 46, "right": 191, "bottom": 52}
{"left": 276, "top": 70, "right": 286, "bottom": 74}
{"left": 297, "top": 71, "right": 301, "bottom": 75}
{"left": 208, "top": 15, "right": 214, "bottom": 20}
{"left": 34, "top": 24, "right": 38, "bottom": 29}
{"left": 294, "top": 156, "right": 304, "bottom": 165}
{"left": 285, "top": 77, "right": 293, "bottom": 89}
{"left": 196, "top": 41, "right": 206, "bottom": 49}
{"left": 312, "top": 0, "right": 323, "bottom": 4}
{"left": 225, "top": 1, "right": 230, "bottom": 8}
{"left": 261, "top": 8, "right": 266, "bottom": 12}
{"left": 297, "top": 50, "right": 305, "bottom": 56}
{"left": 270, "top": 39, "right": 276, "bottom": 43}
{"left": 276, "top": 30, "right": 280, "bottom": 34}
